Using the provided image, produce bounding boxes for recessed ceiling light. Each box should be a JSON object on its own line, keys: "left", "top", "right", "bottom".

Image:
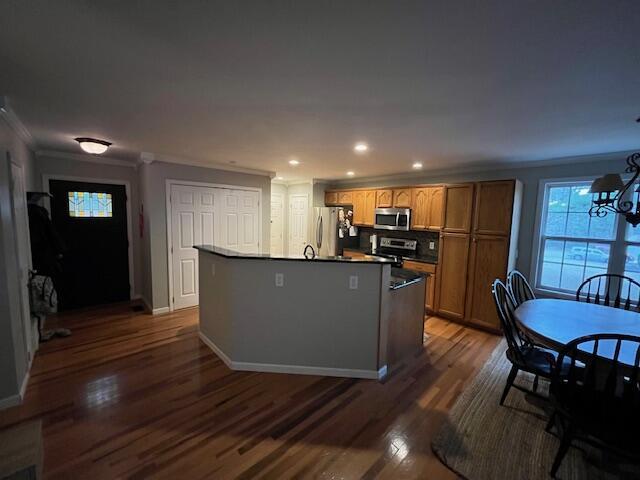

{"left": 346, "top": 171, "right": 355, "bottom": 176}
{"left": 288, "top": 159, "right": 300, "bottom": 166}
{"left": 275, "top": 176, "right": 284, "bottom": 180}
{"left": 75, "top": 137, "right": 111, "bottom": 155}
{"left": 354, "top": 142, "right": 369, "bottom": 153}
{"left": 412, "top": 162, "right": 423, "bottom": 169}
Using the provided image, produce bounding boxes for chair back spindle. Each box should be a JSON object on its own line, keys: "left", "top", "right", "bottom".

{"left": 576, "top": 274, "right": 640, "bottom": 312}
{"left": 507, "top": 270, "right": 536, "bottom": 307}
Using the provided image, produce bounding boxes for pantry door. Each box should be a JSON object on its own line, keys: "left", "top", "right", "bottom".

{"left": 170, "top": 184, "right": 216, "bottom": 310}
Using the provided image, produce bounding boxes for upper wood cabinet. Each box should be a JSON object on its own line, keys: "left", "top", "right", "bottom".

{"left": 325, "top": 191, "right": 338, "bottom": 206}
{"left": 376, "top": 189, "right": 393, "bottom": 208}
{"left": 465, "top": 235, "right": 509, "bottom": 330}
{"left": 411, "top": 188, "right": 430, "bottom": 229}
{"left": 435, "top": 233, "right": 470, "bottom": 320}
{"left": 443, "top": 184, "right": 474, "bottom": 233}
{"left": 353, "top": 190, "right": 366, "bottom": 225}
{"left": 338, "top": 191, "right": 353, "bottom": 205}
{"left": 427, "top": 187, "right": 444, "bottom": 230}
{"left": 473, "top": 180, "right": 516, "bottom": 236}
{"left": 393, "top": 189, "right": 412, "bottom": 208}
{"left": 364, "top": 190, "right": 376, "bottom": 226}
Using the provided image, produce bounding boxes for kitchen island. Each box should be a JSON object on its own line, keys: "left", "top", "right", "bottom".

{"left": 195, "top": 245, "right": 426, "bottom": 380}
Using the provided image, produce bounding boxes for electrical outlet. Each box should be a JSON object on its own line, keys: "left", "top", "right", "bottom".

{"left": 349, "top": 275, "right": 358, "bottom": 290}
{"left": 275, "top": 273, "right": 284, "bottom": 287}
{"left": 429, "top": 241, "right": 435, "bottom": 250}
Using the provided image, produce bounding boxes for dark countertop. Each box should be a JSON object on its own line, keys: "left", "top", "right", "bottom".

{"left": 389, "top": 267, "right": 427, "bottom": 290}
{"left": 194, "top": 245, "right": 398, "bottom": 264}
{"left": 344, "top": 247, "right": 438, "bottom": 265}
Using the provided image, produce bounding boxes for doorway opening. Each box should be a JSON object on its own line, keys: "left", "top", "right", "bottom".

{"left": 47, "top": 179, "right": 131, "bottom": 311}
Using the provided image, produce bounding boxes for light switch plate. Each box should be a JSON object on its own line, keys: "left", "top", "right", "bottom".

{"left": 349, "top": 275, "right": 358, "bottom": 290}
{"left": 275, "top": 273, "right": 284, "bottom": 287}
{"left": 429, "top": 241, "right": 435, "bottom": 250}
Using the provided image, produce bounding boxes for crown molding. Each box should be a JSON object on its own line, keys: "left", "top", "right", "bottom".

{"left": 0, "top": 96, "right": 36, "bottom": 150}
{"left": 151, "top": 153, "right": 275, "bottom": 178}
{"left": 36, "top": 149, "right": 138, "bottom": 168}
{"left": 328, "top": 149, "right": 639, "bottom": 186}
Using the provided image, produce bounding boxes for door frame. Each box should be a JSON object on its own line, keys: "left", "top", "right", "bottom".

{"left": 270, "top": 191, "right": 285, "bottom": 256}
{"left": 165, "top": 179, "right": 262, "bottom": 312}
{"left": 42, "top": 174, "right": 135, "bottom": 299}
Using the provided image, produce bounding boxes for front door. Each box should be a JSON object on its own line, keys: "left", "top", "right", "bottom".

{"left": 49, "top": 180, "right": 130, "bottom": 310}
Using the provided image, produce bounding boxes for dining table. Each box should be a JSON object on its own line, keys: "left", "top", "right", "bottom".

{"left": 515, "top": 298, "right": 640, "bottom": 367}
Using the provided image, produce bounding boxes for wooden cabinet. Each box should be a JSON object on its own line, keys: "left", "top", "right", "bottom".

{"left": 343, "top": 248, "right": 366, "bottom": 259}
{"left": 376, "top": 189, "right": 393, "bottom": 208}
{"left": 411, "top": 186, "right": 444, "bottom": 230}
{"left": 325, "top": 191, "right": 338, "bottom": 206}
{"left": 393, "top": 189, "right": 412, "bottom": 208}
{"left": 353, "top": 191, "right": 366, "bottom": 225}
{"left": 403, "top": 260, "right": 437, "bottom": 313}
{"left": 338, "top": 191, "right": 353, "bottom": 205}
{"left": 427, "top": 186, "right": 444, "bottom": 230}
{"left": 410, "top": 188, "right": 429, "bottom": 230}
{"left": 473, "top": 180, "right": 516, "bottom": 236}
{"left": 435, "top": 233, "right": 470, "bottom": 320}
{"left": 465, "top": 235, "right": 509, "bottom": 330}
{"left": 443, "top": 184, "right": 474, "bottom": 233}
{"left": 364, "top": 190, "right": 376, "bottom": 226}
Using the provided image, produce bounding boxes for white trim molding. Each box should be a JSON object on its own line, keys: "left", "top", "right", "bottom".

{"left": 0, "top": 96, "right": 36, "bottom": 149}
{"left": 0, "top": 368, "right": 30, "bottom": 411}
{"left": 198, "top": 331, "right": 384, "bottom": 380}
{"left": 41, "top": 174, "right": 137, "bottom": 299}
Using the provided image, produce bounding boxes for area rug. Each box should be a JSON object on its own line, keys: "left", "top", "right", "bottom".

{"left": 432, "top": 340, "right": 640, "bottom": 480}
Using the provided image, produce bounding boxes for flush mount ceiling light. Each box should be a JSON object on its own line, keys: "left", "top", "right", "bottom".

{"left": 346, "top": 171, "right": 355, "bottom": 176}
{"left": 353, "top": 142, "right": 369, "bottom": 154}
{"left": 75, "top": 137, "right": 111, "bottom": 155}
{"left": 288, "top": 159, "right": 300, "bottom": 166}
{"left": 275, "top": 176, "right": 284, "bottom": 180}
{"left": 412, "top": 162, "right": 423, "bottom": 169}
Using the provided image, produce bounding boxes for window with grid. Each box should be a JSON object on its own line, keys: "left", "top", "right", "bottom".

{"left": 536, "top": 181, "right": 618, "bottom": 295}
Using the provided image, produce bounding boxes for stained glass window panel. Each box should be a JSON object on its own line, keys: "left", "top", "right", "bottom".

{"left": 68, "top": 191, "right": 113, "bottom": 218}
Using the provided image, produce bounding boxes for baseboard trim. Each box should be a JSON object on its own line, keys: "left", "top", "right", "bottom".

{"left": 152, "top": 306, "right": 170, "bottom": 315}
{"left": 198, "top": 331, "right": 381, "bottom": 380}
{"left": 0, "top": 368, "right": 30, "bottom": 411}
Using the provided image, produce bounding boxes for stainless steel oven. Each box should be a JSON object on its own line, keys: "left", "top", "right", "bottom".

{"left": 374, "top": 208, "right": 411, "bottom": 231}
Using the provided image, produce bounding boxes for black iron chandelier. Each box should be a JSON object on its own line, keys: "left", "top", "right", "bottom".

{"left": 589, "top": 151, "right": 640, "bottom": 227}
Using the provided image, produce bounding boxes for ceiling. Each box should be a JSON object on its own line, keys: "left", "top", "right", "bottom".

{"left": 1, "top": 0, "right": 639, "bottom": 181}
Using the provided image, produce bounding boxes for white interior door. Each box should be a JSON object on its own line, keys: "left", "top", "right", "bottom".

{"left": 237, "top": 190, "right": 260, "bottom": 253}
{"left": 218, "top": 189, "right": 261, "bottom": 253}
{"left": 270, "top": 193, "right": 284, "bottom": 255}
{"left": 9, "top": 160, "right": 33, "bottom": 358}
{"left": 170, "top": 184, "right": 216, "bottom": 310}
{"left": 288, "top": 194, "right": 308, "bottom": 256}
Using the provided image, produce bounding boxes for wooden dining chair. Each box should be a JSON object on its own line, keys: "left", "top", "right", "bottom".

{"left": 576, "top": 274, "right": 640, "bottom": 312}
{"left": 492, "top": 279, "right": 557, "bottom": 405}
{"left": 507, "top": 270, "right": 536, "bottom": 307}
{"left": 547, "top": 333, "right": 640, "bottom": 477}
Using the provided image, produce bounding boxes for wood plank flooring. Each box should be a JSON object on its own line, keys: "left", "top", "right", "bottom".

{"left": 0, "top": 303, "right": 499, "bottom": 479}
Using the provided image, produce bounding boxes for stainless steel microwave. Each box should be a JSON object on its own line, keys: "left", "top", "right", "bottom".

{"left": 374, "top": 208, "right": 411, "bottom": 231}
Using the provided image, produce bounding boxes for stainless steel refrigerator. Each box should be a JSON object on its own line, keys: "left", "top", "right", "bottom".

{"left": 310, "top": 206, "right": 359, "bottom": 256}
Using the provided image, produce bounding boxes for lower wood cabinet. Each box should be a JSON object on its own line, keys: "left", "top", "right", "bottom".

{"left": 465, "top": 235, "right": 509, "bottom": 330}
{"left": 403, "top": 260, "right": 437, "bottom": 313}
{"left": 343, "top": 248, "right": 366, "bottom": 259}
{"left": 435, "top": 233, "right": 470, "bottom": 320}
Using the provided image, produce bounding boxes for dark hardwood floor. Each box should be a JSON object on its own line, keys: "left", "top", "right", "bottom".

{"left": 0, "top": 303, "right": 499, "bottom": 479}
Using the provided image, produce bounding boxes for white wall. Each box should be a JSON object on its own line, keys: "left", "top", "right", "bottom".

{"left": 0, "top": 117, "right": 36, "bottom": 405}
